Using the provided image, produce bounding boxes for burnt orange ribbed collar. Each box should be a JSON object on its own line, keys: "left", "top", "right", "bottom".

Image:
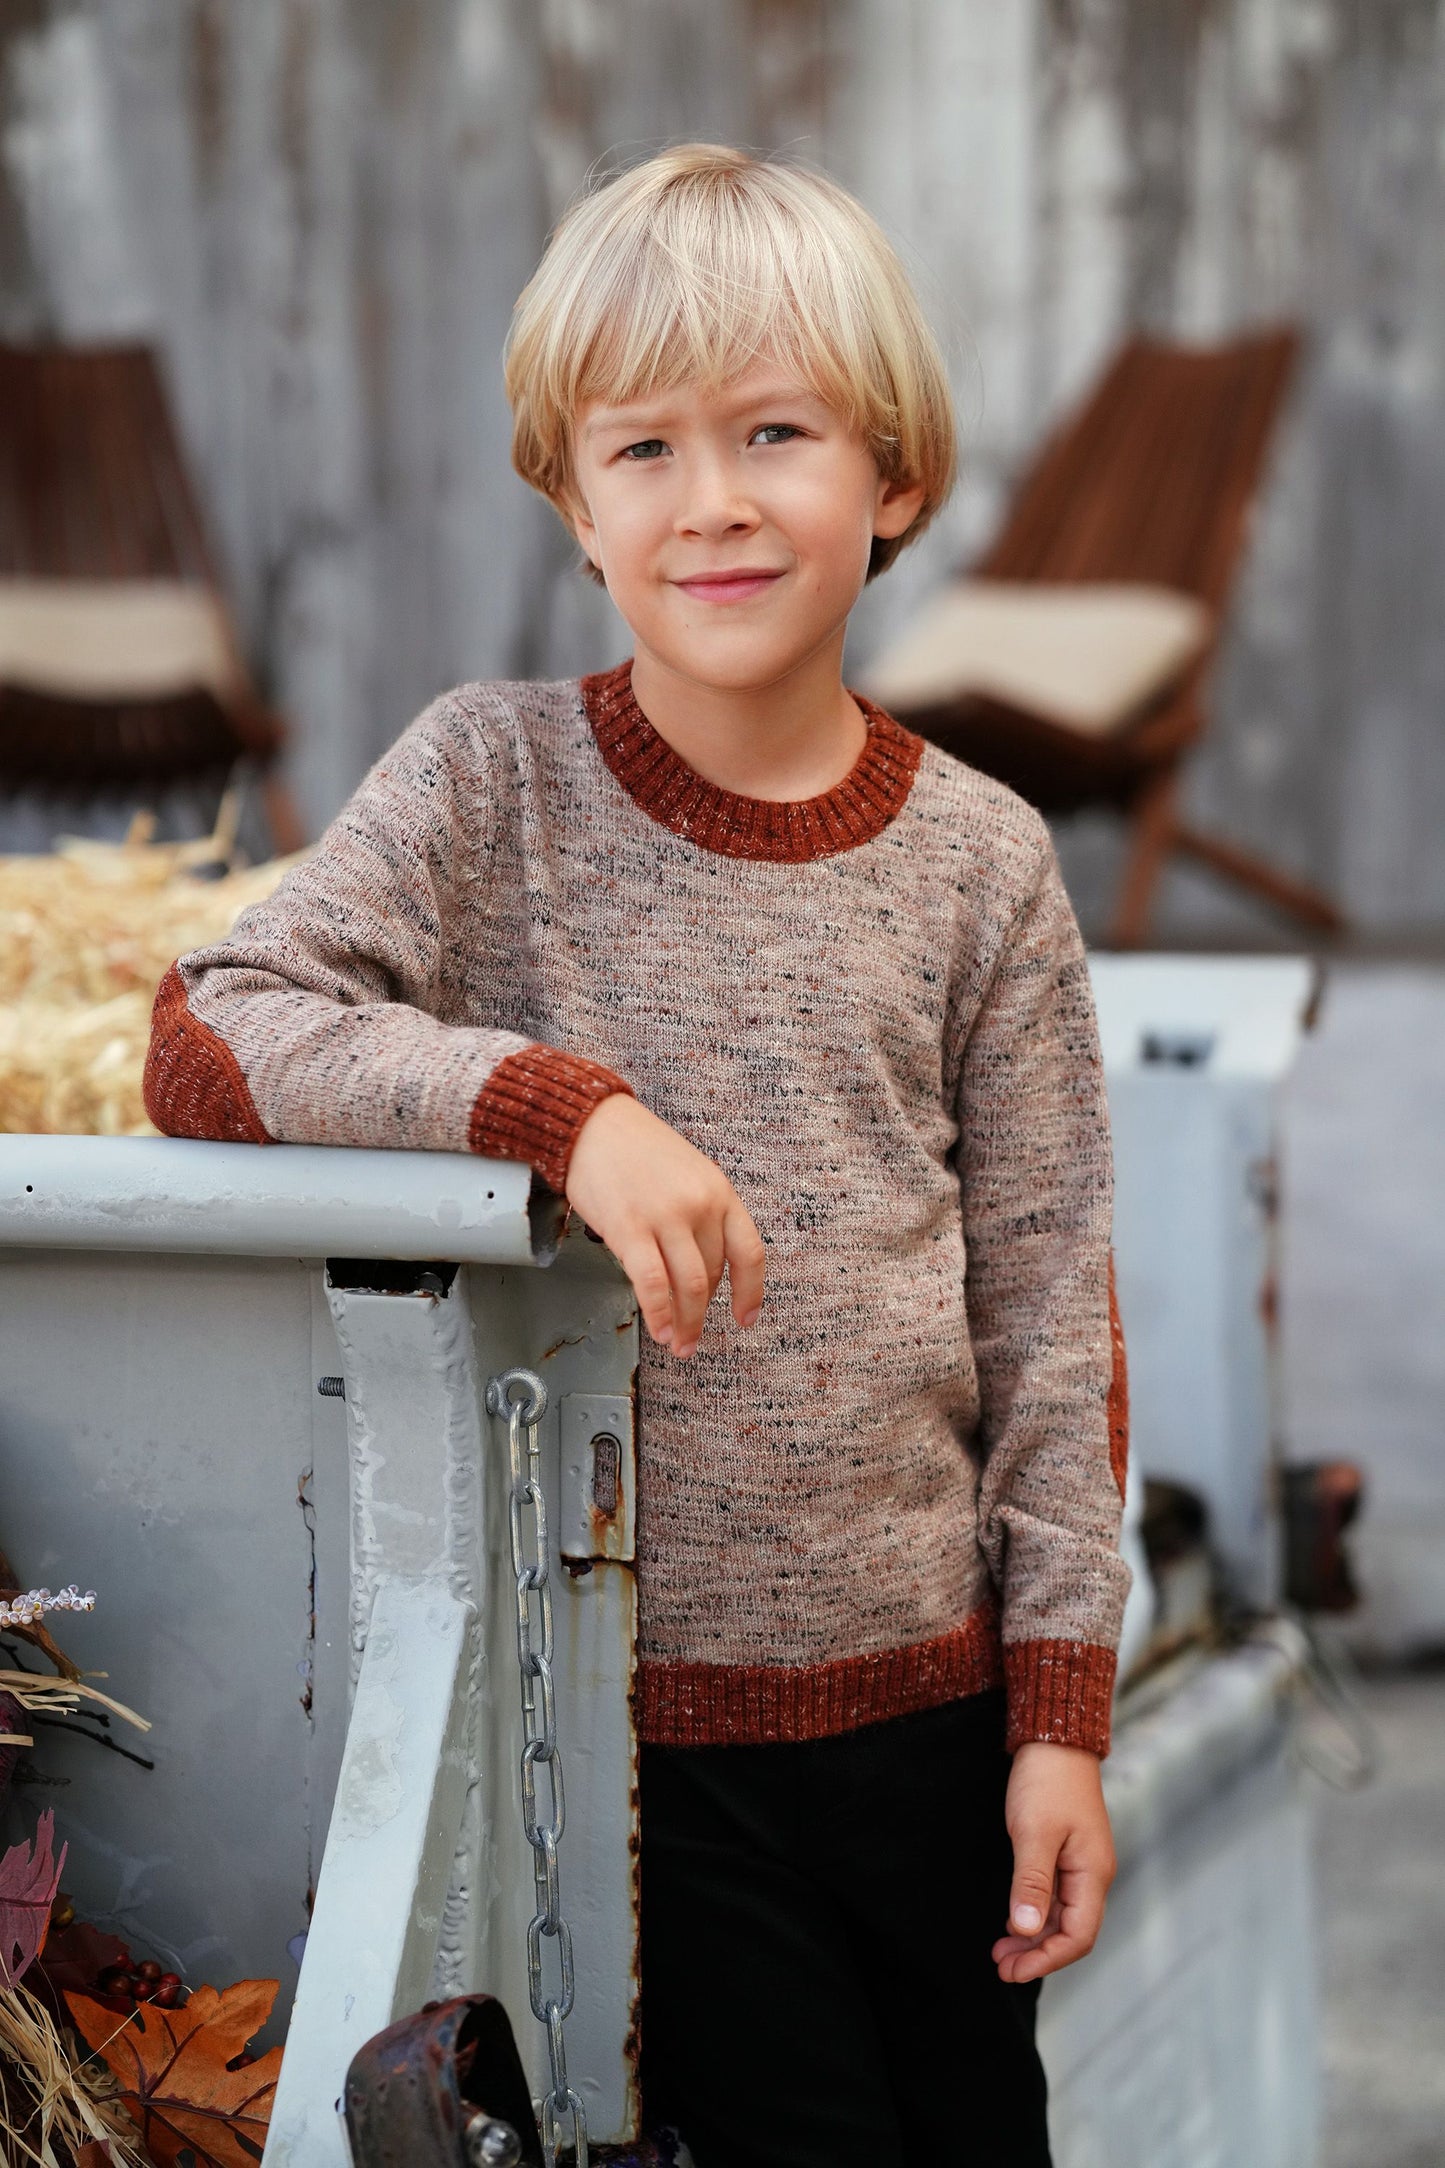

{"left": 579, "top": 658, "right": 924, "bottom": 863}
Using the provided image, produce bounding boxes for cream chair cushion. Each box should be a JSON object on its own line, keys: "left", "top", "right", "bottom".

{"left": 860, "top": 579, "right": 1212, "bottom": 736}
{"left": 0, "top": 581, "right": 237, "bottom": 701}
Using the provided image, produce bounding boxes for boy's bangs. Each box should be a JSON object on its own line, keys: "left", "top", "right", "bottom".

{"left": 568, "top": 221, "right": 877, "bottom": 442}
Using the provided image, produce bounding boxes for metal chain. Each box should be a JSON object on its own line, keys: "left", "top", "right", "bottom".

{"left": 486, "top": 1367, "right": 589, "bottom": 2168}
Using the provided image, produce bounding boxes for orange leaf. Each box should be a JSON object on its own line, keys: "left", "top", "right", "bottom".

{"left": 66, "top": 1979, "right": 283, "bottom": 2168}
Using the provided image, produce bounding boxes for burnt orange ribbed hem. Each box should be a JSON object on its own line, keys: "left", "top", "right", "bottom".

{"left": 580, "top": 659, "right": 924, "bottom": 863}
{"left": 468, "top": 1044, "right": 632, "bottom": 1193}
{"left": 635, "top": 1600, "right": 1006, "bottom": 1746}
{"left": 143, "top": 963, "right": 274, "bottom": 1144}
{"left": 1004, "top": 1638, "right": 1118, "bottom": 1758}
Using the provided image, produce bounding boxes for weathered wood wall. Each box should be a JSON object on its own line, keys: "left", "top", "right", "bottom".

{"left": 2, "top": 0, "right": 1443, "bottom": 939}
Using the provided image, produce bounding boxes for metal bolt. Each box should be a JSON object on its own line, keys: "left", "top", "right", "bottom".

{"left": 464, "top": 2115, "right": 523, "bottom": 2167}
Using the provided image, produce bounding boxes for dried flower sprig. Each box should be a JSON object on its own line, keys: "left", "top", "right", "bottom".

{"left": 0, "top": 1674, "right": 149, "bottom": 1751}
{"left": 0, "top": 1590, "right": 95, "bottom": 1633}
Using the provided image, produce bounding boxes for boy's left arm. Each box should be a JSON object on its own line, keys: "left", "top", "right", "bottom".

{"left": 955, "top": 827, "right": 1132, "bottom": 1982}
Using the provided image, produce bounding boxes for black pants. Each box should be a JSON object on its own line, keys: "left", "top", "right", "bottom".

{"left": 639, "top": 1688, "right": 1051, "bottom": 2168}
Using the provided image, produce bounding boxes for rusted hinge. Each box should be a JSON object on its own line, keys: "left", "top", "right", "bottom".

{"left": 344, "top": 1994, "right": 544, "bottom": 2167}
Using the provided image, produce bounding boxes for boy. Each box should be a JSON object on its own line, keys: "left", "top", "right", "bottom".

{"left": 146, "top": 145, "right": 1131, "bottom": 2167}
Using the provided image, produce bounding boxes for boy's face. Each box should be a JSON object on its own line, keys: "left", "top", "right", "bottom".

{"left": 568, "top": 362, "right": 925, "bottom": 695}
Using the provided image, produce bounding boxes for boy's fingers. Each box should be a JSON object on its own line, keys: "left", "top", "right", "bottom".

{"left": 691, "top": 1217, "right": 727, "bottom": 1303}
{"left": 1054, "top": 1861, "right": 1108, "bottom": 1959}
{"left": 617, "top": 1237, "right": 676, "bottom": 1346}
{"left": 994, "top": 1861, "right": 1110, "bottom": 1982}
{"left": 1007, "top": 1842, "right": 1060, "bottom": 1940}
{"left": 994, "top": 1908, "right": 1095, "bottom": 1982}
{"left": 991, "top": 1897, "right": 1060, "bottom": 1958}
{"left": 722, "top": 1198, "right": 767, "bottom": 1326}
{"left": 654, "top": 1225, "right": 714, "bottom": 1356}
{"left": 995, "top": 1930, "right": 1077, "bottom": 1984}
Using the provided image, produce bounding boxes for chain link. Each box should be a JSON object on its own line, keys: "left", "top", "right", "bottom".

{"left": 486, "top": 1367, "right": 589, "bottom": 2168}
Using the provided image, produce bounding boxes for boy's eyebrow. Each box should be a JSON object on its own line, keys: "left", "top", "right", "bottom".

{"left": 581, "top": 408, "right": 665, "bottom": 440}
{"left": 581, "top": 380, "right": 830, "bottom": 438}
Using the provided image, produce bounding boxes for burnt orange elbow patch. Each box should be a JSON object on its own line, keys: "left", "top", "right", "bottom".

{"left": 143, "top": 963, "right": 273, "bottom": 1144}
{"left": 1107, "top": 1253, "right": 1129, "bottom": 1500}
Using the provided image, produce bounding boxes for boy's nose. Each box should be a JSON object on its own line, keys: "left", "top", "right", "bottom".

{"left": 675, "top": 457, "right": 761, "bottom": 539}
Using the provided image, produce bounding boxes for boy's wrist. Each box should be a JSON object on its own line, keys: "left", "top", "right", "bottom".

{"left": 1011, "top": 1738, "right": 1102, "bottom": 1766}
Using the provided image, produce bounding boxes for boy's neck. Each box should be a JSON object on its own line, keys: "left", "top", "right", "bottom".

{"left": 628, "top": 639, "right": 868, "bottom": 804}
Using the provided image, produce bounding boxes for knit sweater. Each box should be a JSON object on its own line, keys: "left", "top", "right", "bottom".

{"left": 145, "top": 660, "right": 1132, "bottom": 1755}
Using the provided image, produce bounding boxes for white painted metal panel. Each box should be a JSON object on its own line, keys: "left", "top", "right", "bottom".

{"left": 1044, "top": 1639, "right": 1318, "bottom": 2168}
{"left": 1090, "top": 956, "right": 1317, "bottom": 1082}
{"left": 263, "top": 1578, "right": 476, "bottom": 2168}
{"left": 1091, "top": 955, "right": 1316, "bottom": 1612}
{"left": 0, "top": 1142, "right": 640, "bottom": 2144}
{"left": 0, "top": 1246, "right": 325, "bottom": 2017}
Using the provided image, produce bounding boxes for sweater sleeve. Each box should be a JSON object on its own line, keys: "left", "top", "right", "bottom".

{"left": 143, "top": 690, "right": 631, "bottom": 1192}
{"left": 957, "top": 830, "right": 1132, "bottom": 1757}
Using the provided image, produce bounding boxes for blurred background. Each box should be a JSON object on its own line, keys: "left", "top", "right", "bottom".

{"left": 0, "top": 5, "right": 1441, "bottom": 2165}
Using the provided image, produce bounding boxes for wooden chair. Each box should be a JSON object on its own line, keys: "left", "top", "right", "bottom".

{"left": 894, "top": 329, "right": 1342, "bottom": 946}
{"left": 0, "top": 343, "right": 305, "bottom": 854}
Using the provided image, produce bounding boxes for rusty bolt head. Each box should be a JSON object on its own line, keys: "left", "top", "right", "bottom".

{"left": 464, "top": 2114, "right": 523, "bottom": 2168}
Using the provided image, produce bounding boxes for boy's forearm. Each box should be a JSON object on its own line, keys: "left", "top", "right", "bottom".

{"left": 960, "top": 835, "right": 1132, "bottom": 1757}
{"left": 144, "top": 692, "right": 632, "bottom": 1189}
{"left": 974, "top": 1247, "right": 1131, "bottom": 1757}
{"left": 146, "top": 946, "right": 627, "bottom": 1187}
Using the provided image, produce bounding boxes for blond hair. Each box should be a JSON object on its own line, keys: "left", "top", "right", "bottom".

{"left": 505, "top": 144, "right": 956, "bottom": 582}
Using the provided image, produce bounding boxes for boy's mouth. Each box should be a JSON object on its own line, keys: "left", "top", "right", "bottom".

{"left": 673, "top": 569, "right": 786, "bottom": 604}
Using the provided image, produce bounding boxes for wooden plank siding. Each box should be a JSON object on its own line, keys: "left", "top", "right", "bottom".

{"left": 1, "top": 0, "right": 1442, "bottom": 938}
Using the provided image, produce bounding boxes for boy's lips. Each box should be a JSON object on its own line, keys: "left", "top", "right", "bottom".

{"left": 673, "top": 568, "right": 786, "bottom": 603}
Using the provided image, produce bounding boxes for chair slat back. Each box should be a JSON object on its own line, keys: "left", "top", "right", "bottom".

{"left": 976, "top": 331, "right": 1299, "bottom": 613}
{"left": 0, "top": 345, "right": 218, "bottom": 586}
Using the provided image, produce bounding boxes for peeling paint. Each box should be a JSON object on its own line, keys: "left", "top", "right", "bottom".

{"left": 541, "top": 1330, "right": 587, "bottom": 1361}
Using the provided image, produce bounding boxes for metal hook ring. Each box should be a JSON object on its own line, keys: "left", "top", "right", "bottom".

{"left": 486, "top": 1366, "right": 549, "bottom": 1425}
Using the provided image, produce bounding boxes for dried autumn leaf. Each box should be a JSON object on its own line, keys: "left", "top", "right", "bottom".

{"left": 29, "top": 1915, "right": 133, "bottom": 2030}
{"left": 66, "top": 1978, "right": 283, "bottom": 2168}
{"left": 0, "top": 1808, "right": 66, "bottom": 1987}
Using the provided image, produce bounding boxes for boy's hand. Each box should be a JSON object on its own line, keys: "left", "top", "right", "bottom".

{"left": 993, "top": 1740, "right": 1117, "bottom": 1984}
{"left": 565, "top": 1094, "right": 767, "bottom": 1358}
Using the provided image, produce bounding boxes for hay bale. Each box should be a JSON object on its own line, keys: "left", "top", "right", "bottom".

{"left": 0, "top": 825, "right": 298, "bottom": 1135}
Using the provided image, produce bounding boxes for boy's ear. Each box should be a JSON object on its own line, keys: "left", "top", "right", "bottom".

{"left": 873, "top": 471, "right": 929, "bottom": 542}
{"left": 560, "top": 486, "right": 603, "bottom": 574}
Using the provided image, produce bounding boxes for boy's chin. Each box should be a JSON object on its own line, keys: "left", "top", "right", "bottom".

{"left": 632, "top": 625, "right": 849, "bottom": 695}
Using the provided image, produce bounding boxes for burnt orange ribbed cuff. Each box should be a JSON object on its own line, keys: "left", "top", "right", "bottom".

{"left": 468, "top": 1044, "right": 633, "bottom": 1194}
{"left": 1003, "top": 1638, "right": 1118, "bottom": 1758}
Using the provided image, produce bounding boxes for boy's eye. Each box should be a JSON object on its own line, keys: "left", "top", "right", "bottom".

{"left": 752, "top": 423, "right": 801, "bottom": 446}
{"left": 619, "top": 439, "right": 668, "bottom": 461}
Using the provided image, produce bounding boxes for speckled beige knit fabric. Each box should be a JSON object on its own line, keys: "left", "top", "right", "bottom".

{"left": 146, "top": 662, "right": 1131, "bottom": 1753}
